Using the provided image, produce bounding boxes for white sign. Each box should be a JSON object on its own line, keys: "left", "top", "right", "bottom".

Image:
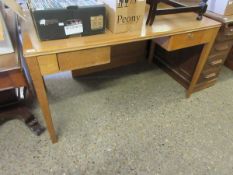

{"left": 64, "top": 23, "right": 83, "bottom": 36}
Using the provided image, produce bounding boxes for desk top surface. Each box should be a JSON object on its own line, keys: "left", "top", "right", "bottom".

{"left": 21, "top": 5, "right": 221, "bottom": 58}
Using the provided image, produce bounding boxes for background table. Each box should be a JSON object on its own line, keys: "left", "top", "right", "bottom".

{"left": 0, "top": 8, "right": 45, "bottom": 136}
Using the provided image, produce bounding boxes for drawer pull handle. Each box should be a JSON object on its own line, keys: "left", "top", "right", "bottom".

{"left": 204, "top": 73, "right": 217, "bottom": 79}
{"left": 210, "top": 59, "right": 223, "bottom": 66}
{"left": 187, "top": 33, "right": 194, "bottom": 39}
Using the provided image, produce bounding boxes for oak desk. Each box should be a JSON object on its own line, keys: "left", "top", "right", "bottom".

{"left": 20, "top": 7, "right": 220, "bottom": 143}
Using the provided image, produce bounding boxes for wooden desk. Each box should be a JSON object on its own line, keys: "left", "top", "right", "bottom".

{"left": 20, "top": 6, "right": 221, "bottom": 143}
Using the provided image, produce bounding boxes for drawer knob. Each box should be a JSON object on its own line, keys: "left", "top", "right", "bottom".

{"left": 204, "top": 73, "right": 217, "bottom": 79}
{"left": 210, "top": 59, "right": 223, "bottom": 66}
{"left": 187, "top": 33, "right": 194, "bottom": 39}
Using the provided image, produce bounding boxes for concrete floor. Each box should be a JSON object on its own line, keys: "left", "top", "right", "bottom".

{"left": 1, "top": 63, "right": 233, "bottom": 175}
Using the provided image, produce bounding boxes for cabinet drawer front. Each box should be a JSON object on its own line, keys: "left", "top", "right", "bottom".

{"left": 211, "top": 41, "right": 233, "bottom": 54}
{"left": 208, "top": 52, "right": 228, "bottom": 63}
{"left": 217, "top": 29, "right": 233, "bottom": 42}
{"left": 155, "top": 29, "right": 213, "bottom": 51}
{"left": 58, "top": 47, "right": 111, "bottom": 71}
{"left": 205, "top": 53, "right": 226, "bottom": 71}
{"left": 198, "top": 69, "right": 218, "bottom": 84}
{"left": 224, "top": 23, "right": 233, "bottom": 36}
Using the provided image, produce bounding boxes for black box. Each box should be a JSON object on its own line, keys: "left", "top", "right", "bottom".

{"left": 28, "top": 0, "right": 106, "bottom": 40}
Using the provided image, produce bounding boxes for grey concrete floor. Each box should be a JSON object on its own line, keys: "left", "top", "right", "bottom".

{"left": 1, "top": 63, "right": 233, "bottom": 175}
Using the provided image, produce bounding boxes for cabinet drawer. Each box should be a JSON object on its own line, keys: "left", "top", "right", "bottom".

{"left": 224, "top": 23, "right": 233, "bottom": 36}
{"left": 58, "top": 47, "right": 111, "bottom": 71}
{"left": 204, "top": 53, "right": 226, "bottom": 71}
{"left": 154, "top": 29, "right": 213, "bottom": 51}
{"left": 217, "top": 30, "right": 233, "bottom": 42}
{"left": 208, "top": 52, "right": 229, "bottom": 63}
{"left": 198, "top": 69, "right": 218, "bottom": 84}
{"left": 200, "top": 72, "right": 218, "bottom": 81}
{"left": 203, "top": 60, "right": 222, "bottom": 75}
{"left": 211, "top": 41, "right": 233, "bottom": 54}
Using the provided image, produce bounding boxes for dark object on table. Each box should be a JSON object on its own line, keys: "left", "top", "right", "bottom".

{"left": 28, "top": 0, "right": 106, "bottom": 40}
{"left": 146, "top": 0, "right": 208, "bottom": 25}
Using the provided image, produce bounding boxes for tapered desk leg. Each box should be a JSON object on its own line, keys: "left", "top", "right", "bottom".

{"left": 187, "top": 28, "right": 219, "bottom": 98}
{"left": 26, "top": 57, "right": 58, "bottom": 143}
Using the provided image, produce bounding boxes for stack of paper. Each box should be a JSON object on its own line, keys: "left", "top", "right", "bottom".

{"left": 0, "top": 11, "right": 14, "bottom": 55}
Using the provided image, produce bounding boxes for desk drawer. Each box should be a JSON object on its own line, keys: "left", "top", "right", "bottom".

{"left": 155, "top": 29, "right": 212, "bottom": 51}
{"left": 58, "top": 47, "right": 111, "bottom": 71}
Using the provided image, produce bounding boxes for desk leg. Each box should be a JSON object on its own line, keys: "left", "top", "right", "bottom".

{"left": 187, "top": 28, "right": 219, "bottom": 98}
{"left": 26, "top": 57, "right": 58, "bottom": 143}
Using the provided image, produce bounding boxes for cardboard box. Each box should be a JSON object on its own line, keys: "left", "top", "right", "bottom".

{"left": 103, "top": 0, "right": 146, "bottom": 33}
{"left": 207, "top": 0, "right": 233, "bottom": 16}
